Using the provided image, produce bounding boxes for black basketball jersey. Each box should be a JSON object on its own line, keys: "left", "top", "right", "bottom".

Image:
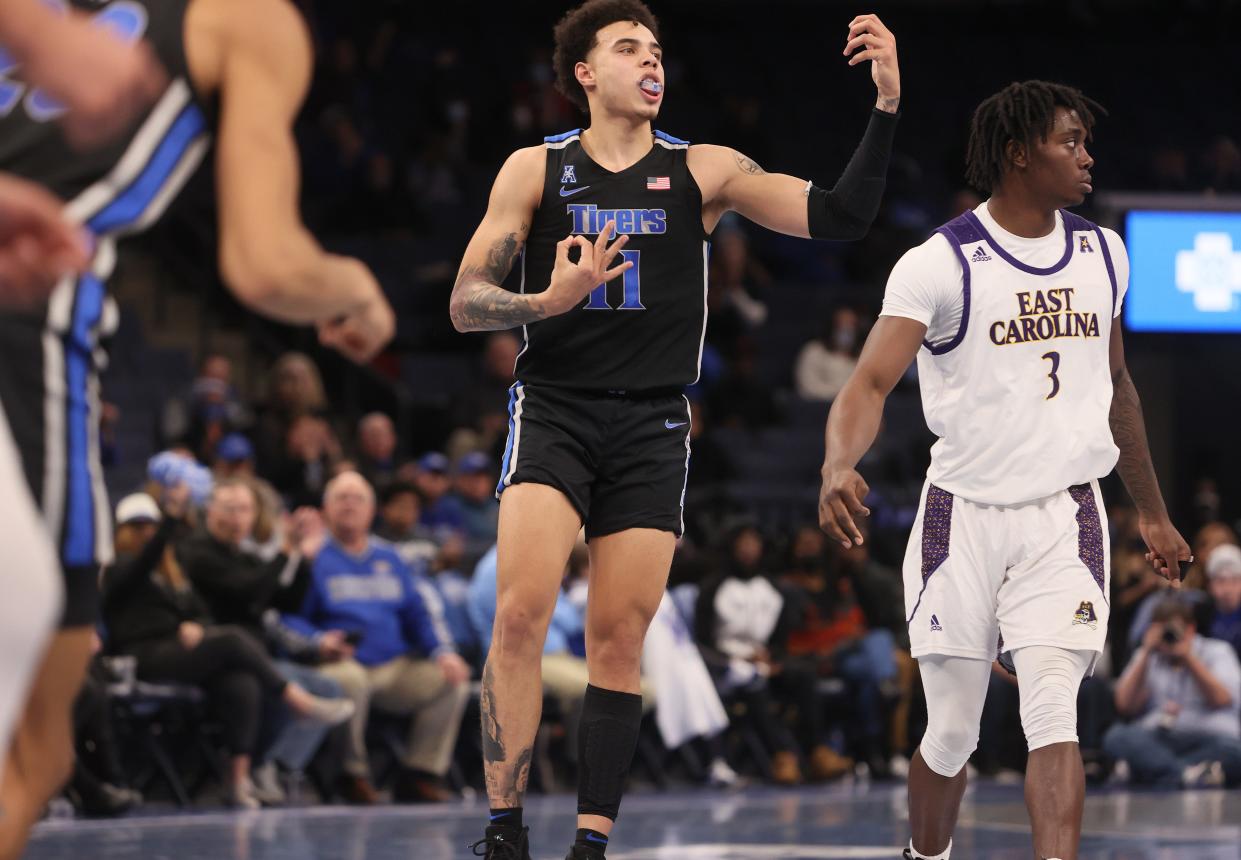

{"left": 0, "top": 0, "right": 212, "bottom": 569}
{"left": 514, "top": 129, "right": 709, "bottom": 391}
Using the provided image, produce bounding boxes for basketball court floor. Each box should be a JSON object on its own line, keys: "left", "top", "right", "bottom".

{"left": 25, "top": 781, "right": 1241, "bottom": 859}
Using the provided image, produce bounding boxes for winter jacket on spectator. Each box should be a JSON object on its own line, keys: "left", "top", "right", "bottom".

{"left": 103, "top": 519, "right": 211, "bottom": 651}
{"left": 177, "top": 531, "right": 311, "bottom": 638}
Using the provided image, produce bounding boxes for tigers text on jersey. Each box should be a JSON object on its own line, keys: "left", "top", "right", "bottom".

{"left": 514, "top": 129, "right": 709, "bottom": 391}
{"left": 881, "top": 202, "right": 1129, "bottom": 506}
{"left": 0, "top": 0, "right": 211, "bottom": 578}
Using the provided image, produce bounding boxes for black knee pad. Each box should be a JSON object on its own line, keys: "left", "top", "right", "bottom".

{"left": 577, "top": 684, "right": 643, "bottom": 820}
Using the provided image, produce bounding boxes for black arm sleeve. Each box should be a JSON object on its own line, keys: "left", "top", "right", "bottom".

{"left": 807, "top": 107, "right": 900, "bottom": 240}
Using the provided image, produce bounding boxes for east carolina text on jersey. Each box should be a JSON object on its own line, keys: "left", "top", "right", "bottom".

{"left": 989, "top": 287, "right": 1102, "bottom": 345}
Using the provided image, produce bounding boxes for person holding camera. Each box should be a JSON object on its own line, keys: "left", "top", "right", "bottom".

{"left": 1104, "top": 597, "right": 1241, "bottom": 787}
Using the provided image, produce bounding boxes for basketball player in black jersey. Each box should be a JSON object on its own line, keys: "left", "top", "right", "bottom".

{"left": 0, "top": 2, "right": 394, "bottom": 854}
{"left": 451, "top": 2, "right": 901, "bottom": 858}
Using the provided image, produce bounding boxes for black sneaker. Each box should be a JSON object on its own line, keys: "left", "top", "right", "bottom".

{"left": 469, "top": 826, "right": 531, "bottom": 859}
{"left": 902, "top": 851, "right": 914, "bottom": 860}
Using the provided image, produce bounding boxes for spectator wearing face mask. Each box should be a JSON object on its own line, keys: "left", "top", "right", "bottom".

{"left": 794, "top": 306, "right": 865, "bottom": 402}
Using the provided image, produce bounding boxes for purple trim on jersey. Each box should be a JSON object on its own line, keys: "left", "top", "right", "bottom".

{"left": 962, "top": 209, "right": 1074, "bottom": 276}
{"left": 923, "top": 216, "right": 976, "bottom": 354}
{"left": 1069, "top": 483, "right": 1106, "bottom": 595}
{"left": 1094, "top": 226, "right": 1119, "bottom": 315}
{"left": 907, "top": 485, "right": 954, "bottom": 624}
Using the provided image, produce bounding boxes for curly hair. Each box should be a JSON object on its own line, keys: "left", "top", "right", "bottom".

{"left": 964, "top": 80, "right": 1106, "bottom": 194}
{"left": 553, "top": 0, "right": 660, "bottom": 113}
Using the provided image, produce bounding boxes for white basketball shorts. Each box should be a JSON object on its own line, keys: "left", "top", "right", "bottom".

{"left": 902, "top": 478, "right": 1109, "bottom": 670}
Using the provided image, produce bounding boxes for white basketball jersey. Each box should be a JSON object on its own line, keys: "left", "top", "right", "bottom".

{"left": 911, "top": 207, "right": 1121, "bottom": 506}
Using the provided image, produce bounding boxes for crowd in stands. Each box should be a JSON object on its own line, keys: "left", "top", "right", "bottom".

{"left": 73, "top": 334, "right": 1241, "bottom": 819}
{"left": 72, "top": 0, "right": 1241, "bottom": 823}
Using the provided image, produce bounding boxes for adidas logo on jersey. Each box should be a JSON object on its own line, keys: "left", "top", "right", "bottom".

{"left": 930, "top": 614, "right": 943, "bottom": 631}
{"left": 970, "top": 245, "right": 992, "bottom": 263}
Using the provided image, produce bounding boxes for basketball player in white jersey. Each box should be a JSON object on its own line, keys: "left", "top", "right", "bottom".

{"left": 819, "top": 81, "right": 1190, "bottom": 860}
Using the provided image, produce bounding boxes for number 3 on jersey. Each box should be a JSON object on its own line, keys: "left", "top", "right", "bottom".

{"left": 1041, "top": 351, "right": 1061, "bottom": 400}
{"left": 584, "top": 249, "right": 644, "bottom": 311}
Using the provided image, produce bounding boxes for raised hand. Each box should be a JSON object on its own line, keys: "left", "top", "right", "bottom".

{"left": 542, "top": 220, "right": 632, "bottom": 316}
{"left": 844, "top": 14, "right": 900, "bottom": 112}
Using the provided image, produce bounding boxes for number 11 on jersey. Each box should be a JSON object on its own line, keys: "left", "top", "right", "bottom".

{"left": 584, "top": 249, "right": 643, "bottom": 311}
{"left": 1041, "top": 351, "right": 1061, "bottom": 400}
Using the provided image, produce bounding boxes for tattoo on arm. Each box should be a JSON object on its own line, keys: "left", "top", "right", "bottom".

{"left": 876, "top": 95, "right": 900, "bottom": 113}
{"left": 1109, "top": 367, "right": 1166, "bottom": 518}
{"left": 451, "top": 223, "right": 547, "bottom": 331}
{"left": 480, "top": 661, "right": 534, "bottom": 807}
{"left": 733, "top": 151, "right": 766, "bottom": 175}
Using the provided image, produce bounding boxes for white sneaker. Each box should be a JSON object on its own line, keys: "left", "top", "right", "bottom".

{"left": 1109, "top": 759, "right": 1131, "bottom": 785}
{"left": 250, "top": 762, "right": 287, "bottom": 806}
{"left": 707, "top": 757, "right": 741, "bottom": 788}
{"left": 226, "top": 777, "right": 262, "bottom": 810}
{"left": 1182, "top": 760, "right": 1226, "bottom": 788}
{"left": 302, "top": 695, "right": 355, "bottom": 727}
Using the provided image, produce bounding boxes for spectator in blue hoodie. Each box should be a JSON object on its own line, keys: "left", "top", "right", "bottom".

{"left": 284, "top": 471, "right": 471, "bottom": 805}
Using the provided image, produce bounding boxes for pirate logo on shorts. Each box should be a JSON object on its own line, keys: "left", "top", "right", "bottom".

{"left": 1073, "top": 600, "right": 1098, "bottom": 630}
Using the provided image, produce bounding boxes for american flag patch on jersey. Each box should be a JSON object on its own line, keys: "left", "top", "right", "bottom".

{"left": 646, "top": 176, "right": 670, "bottom": 190}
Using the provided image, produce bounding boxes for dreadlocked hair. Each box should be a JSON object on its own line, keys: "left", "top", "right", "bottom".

{"left": 964, "top": 80, "right": 1106, "bottom": 195}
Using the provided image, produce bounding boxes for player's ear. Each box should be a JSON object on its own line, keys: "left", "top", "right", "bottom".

{"left": 1005, "top": 138, "right": 1028, "bottom": 170}
{"left": 575, "top": 60, "right": 596, "bottom": 94}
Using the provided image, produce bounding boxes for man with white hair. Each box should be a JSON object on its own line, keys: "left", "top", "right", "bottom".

{"left": 284, "top": 471, "right": 470, "bottom": 804}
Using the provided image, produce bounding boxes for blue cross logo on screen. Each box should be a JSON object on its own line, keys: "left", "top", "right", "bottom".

{"left": 1125, "top": 210, "right": 1241, "bottom": 332}
{"left": 1175, "top": 232, "right": 1241, "bottom": 312}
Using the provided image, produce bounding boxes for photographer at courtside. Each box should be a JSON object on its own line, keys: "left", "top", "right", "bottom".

{"left": 1104, "top": 597, "right": 1241, "bottom": 787}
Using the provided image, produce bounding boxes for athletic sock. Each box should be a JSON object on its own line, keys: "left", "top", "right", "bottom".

{"left": 489, "top": 806, "right": 523, "bottom": 829}
{"left": 574, "top": 828, "right": 609, "bottom": 855}
{"left": 909, "top": 838, "right": 951, "bottom": 859}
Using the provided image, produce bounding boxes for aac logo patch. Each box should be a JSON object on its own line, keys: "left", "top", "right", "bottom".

{"left": 1079, "top": 234, "right": 1094, "bottom": 253}
{"left": 1073, "top": 600, "right": 1097, "bottom": 629}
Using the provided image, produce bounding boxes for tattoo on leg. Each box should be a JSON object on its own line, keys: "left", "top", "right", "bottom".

{"left": 509, "top": 747, "right": 533, "bottom": 802}
{"left": 481, "top": 661, "right": 505, "bottom": 765}
{"left": 480, "top": 661, "right": 534, "bottom": 806}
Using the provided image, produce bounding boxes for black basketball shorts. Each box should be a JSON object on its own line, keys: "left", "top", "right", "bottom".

{"left": 495, "top": 382, "right": 692, "bottom": 539}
